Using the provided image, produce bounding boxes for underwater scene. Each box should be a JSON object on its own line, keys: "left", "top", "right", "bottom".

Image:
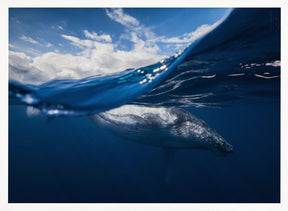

{"left": 9, "top": 8, "right": 280, "bottom": 203}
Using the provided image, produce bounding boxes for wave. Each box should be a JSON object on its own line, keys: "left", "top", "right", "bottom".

{"left": 134, "top": 8, "right": 280, "bottom": 107}
{"left": 9, "top": 8, "right": 280, "bottom": 116}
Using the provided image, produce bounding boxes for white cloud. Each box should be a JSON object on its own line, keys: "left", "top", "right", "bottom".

{"left": 106, "top": 8, "right": 140, "bottom": 29}
{"left": 10, "top": 9, "right": 225, "bottom": 86}
{"left": 9, "top": 51, "right": 32, "bottom": 70}
{"left": 9, "top": 51, "right": 50, "bottom": 84}
{"left": 57, "top": 25, "right": 64, "bottom": 31}
{"left": 106, "top": 8, "right": 156, "bottom": 41}
{"left": 25, "top": 48, "right": 42, "bottom": 56}
{"left": 155, "top": 20, "right": 222, "bottom": 44}
{"left": 104, "top": 8, "right": 219, "bottom": 53}
{"left": 46, "top": 43, "right": 53, "bottom": 47}
{"left": 105, "top": 9, "right": 160, "bottom": 57}
{"left": 61, "top": 34, "right": 95, "bottom": 49}
{"left": 83, "top": 30, "right": 112, "bottom": 42}
{"left": 9, "top": 43, "right": 17, "bottom": 49}
{"left": 9, "top": 35, "right": 164, "bottom": 85}
{"left": 20, "top": 35, "right": 40, "bottom": 45}
{"left": 19, "top": 35, "right": 53, "bottom": 50}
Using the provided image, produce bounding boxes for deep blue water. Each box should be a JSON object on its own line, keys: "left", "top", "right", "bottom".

{"left": 9, "top": 101, "right": 280, "bottom": 203}
{"left": 9, "top": 8, "right": 280, "bottom": 203}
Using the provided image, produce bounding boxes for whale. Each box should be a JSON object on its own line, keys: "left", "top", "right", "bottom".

{"left": 26, "top": 104, "right": 233, "bottom": 183}
{"left": 26, "top": 104, "right": 233, "bottom": 155}
{"left": 88, "top": 105, "right": 233, "bottom": 155}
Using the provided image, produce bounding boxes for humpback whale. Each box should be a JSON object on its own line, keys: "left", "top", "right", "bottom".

{"left": 88, "top": 105, "right": 233, "bottom": 155}
{"left": 27, "top": 104, "right": 233, "bottom": 182}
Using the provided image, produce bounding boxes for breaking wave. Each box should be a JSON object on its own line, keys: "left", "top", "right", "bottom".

{"left": 9, "top": 8, "right": 280, "bottom": 116}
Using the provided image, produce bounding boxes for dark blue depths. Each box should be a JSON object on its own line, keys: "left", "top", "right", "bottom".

{"left": 9, "top": 100, "right": 280, "bottom": 203}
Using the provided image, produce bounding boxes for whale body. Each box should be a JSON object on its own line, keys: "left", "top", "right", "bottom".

{"left": 89, "top": 105, "right": 233, "bottom": 155}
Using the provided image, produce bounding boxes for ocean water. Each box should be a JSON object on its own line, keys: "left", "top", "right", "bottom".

{"left": 9, "top": 8, "right": 280, "bottom": 203}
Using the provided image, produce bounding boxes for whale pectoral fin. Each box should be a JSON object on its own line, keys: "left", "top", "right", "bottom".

{"left": 163, "top": 148, "right": 177, "bottom": 183}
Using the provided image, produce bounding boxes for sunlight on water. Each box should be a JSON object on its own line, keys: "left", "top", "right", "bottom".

{"left": 9, "top": 8, "right": 280, "bottom": 116}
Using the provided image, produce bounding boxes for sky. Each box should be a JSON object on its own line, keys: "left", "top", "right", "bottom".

{"left": 9, "top": 8, "right": 231, "bottom": 85}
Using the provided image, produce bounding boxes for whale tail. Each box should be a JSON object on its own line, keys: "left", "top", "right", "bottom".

{"left": 163, "top": 148, "right": 176, "bottom": 183}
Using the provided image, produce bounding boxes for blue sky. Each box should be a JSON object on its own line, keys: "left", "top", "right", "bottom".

{"left": 9, "top": 8, "right": 231, "bottom": 84}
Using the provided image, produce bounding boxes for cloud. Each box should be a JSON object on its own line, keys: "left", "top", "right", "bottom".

{"left": 84, "top": 30, "right": 112, "bottom": 42}
{"left": 9, "top": 43, "right": 17, "bottom": 49}
{"left": 9, "top": 51, "right": 32, "bottom": 70}
{"left": 19, "top": 35, "right": 54, "bottom": 51}
{"left": 9, "top": 33, "right": 164, "bottom": 85}
{"left": 105, "top": 9, "right": 159, "bottom": 56}
{"left": 46, "top": 43, "right": 53, "bottom": 47}
{"left": 20, "top": 35, "right": 40, "bottom": 45}
{"left": 106, "top": 8, "right": 155, "bottom": 40}
{"left": 159, "top": 21, "right": 222, "bottom": 44}
{"left": 10, "top": 9, "right": 225, "bottom": 85}
{"left": 104, "top": 8, "right": 220, "bottom": 53}
{"left": 106, "top": 8, "right": 140, "bottom": 29}
{"left": 9, "top": 51, "right": 50, "bottom": 84}
{"left": 57, "top": 25, "right": 64, "bottom": 31}
{"left": 61, "top": 34, "right": 95, "bottom": 48}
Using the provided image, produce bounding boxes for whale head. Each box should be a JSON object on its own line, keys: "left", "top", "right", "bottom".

{"left": 170, "top": 117, "right": 233, "bottom": 156}
{"left": 90, "top": 105, "right": 233, "bottom": 156}
{"left": 208, "top": 133, "right": 234, "bottom": 155}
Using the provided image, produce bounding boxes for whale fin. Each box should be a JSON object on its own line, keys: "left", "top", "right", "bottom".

{"left": 163, "top": 148, "right": 176, "bottom": 183}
